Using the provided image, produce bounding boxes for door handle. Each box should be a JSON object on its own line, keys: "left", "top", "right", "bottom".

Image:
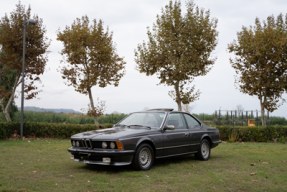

{"left": 184, "top": 133, "right": 189, "bottom": 137}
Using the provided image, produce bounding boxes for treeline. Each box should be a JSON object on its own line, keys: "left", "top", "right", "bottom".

{"left": 192, "top": 113, "right": 287, "bottom": 126}
{"left": 0, "top": 111, "right": 127, "bottom": 125}
{"left": 1, "top": 111, "right": 286, "bottom": 126}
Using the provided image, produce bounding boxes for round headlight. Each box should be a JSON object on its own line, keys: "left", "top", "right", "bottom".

{"left": 72, "top": 141, "right": 75, "bottom": 146}
{"left": 110, "top": 142, "right": 116, "bottom": 149}
{"left": 102, "top": 142, "right": 107, "bottom": 148}
{"left": 76, "top": 141, "right": 80, "bottom": 147}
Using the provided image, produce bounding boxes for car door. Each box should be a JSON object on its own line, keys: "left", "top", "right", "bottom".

{"left": 183, "top": 114, "right": 204, "bottom": 152}
{"left": 162, "top": 113, "right": 191, "bottom": 156}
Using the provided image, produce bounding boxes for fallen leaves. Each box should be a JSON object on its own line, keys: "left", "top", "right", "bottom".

{"left": 191, "top": 165, "right": 195, "bottom": 167}
{"left": 250, "top": 163, "right": 256, "bottom": 166}
{"left": 250, "top": 172, "right": 256, "bottom": 176}
{"left": 262, "top": 162, "right": 269, "bottom": 164}
{"left": 222, "top": 141, "right": 227, "bottom": 143}
{"left": 282, "top": 160, "right": 286, "bottom": 163}
{"left": 37, "top": 150, "right": 42, "bottom": 152}
{"left": 56, "top": 149, "right": 59, "bottom": 151}
{"left": 32, "top": 171, "right": 37, "bottom": 174}
{"left": 252, "top": 180, "right": 258, "bottom": 182}
{"left": 37, "top": 159, "right": 41, "bottom": 162}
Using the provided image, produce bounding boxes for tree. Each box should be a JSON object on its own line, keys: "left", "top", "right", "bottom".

{"left": 182, "top": 103, "right": 195, "bottom": 113}
{"left": 0, "top": 64, "right": 18, "bottom": 121}
{"left": 57, "top": 16, "right": 126, "bottom": 124}
{"left": 135, "top": 0, "right": 218, "bottom": 111}
{"left": 236, "top": 104, "right": 244, "bottom": 116}
{"left": 228, "top": 14, "right": 287, "bottom": 126}
{"left": 0, "top": 2, "right": 50, "bottom": 121}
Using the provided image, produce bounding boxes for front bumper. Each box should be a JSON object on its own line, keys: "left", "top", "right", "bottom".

{"left": 211, "top": 140, "right": 222, "bottom": 148}
{"left": 67, "top": 147, "right": 135, "bottom": 166}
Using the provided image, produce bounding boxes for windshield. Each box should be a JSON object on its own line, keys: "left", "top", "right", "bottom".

{"left": 117, "top": 112, "right": 166, "bottom": 128}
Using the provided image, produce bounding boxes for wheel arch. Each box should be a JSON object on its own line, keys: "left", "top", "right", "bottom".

{"left": 135, "top": 138, "right": 156, "bottom": 157}
{"left": 201, "top": 134, "right": 212, "bottom": 146}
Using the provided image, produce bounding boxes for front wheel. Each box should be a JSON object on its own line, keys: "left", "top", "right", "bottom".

{"left": 132, "top": 143, "right": 154, "bottom": 171}
{"left": 195, "top": 139, "right": 210, "bottom": 161}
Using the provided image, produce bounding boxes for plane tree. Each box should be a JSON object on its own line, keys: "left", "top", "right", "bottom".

{"left": 135, "top": 0, "right": 218, "bottom": 111}
{"left": 228, "top": 14, "right": 287, "bottom": 126}
{"left": 0, "top": 2, "right": 50, "bottom": 121}
{"left": 57, "top": 16, "right": 126, "bottom": 124}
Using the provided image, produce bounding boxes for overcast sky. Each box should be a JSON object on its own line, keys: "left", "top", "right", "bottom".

{"left": 1, "top": 0, "right": 287, "bottom": 117}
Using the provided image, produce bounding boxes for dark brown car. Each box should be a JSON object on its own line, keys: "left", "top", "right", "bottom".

{"left": 68, "top": 108, "right": 221, "bottom": 170}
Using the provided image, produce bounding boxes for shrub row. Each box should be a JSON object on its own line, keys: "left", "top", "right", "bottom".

{"left": 0, "top": 122, "right": 114, "bottom": 140}
{"left": 1, "top": 123, "right": 287, "bottom": 142}
{"left": 217, "top": 125, "right": 287, "bottom": 142}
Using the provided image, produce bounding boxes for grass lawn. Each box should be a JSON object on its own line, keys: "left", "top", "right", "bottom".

{"left": 0, "top": 139, "right": 286, "bottom": 192}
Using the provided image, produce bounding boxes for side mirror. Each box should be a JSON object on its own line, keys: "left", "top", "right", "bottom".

{"left": 165, "top": 125, "right": 175, "bottom": 130}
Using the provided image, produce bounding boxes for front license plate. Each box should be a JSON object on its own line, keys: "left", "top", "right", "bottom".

{"left": 84, "top": 160, "right": 90, "bottom": 163}
{"left": 103, "top": 157, "right": 111, "bottom": 163}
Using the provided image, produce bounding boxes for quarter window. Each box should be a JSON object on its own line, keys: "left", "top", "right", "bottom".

{"left": 166, "top": 113, "right": 187, "bottom": 129}
{"left": 183, "top": 114, "right": 201, "bottom": 129}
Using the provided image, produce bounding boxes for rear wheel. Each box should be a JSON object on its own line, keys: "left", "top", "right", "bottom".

{"left": 132, "top": 143, "right": 154, "bottom": 171}
{"left": 195, "top": 139, "right": 210, "bottom": 161}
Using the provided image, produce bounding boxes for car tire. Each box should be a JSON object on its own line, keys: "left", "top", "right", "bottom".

{"left": 195, "top": 139, "right": 210, "bottom": 161}
{"left": 132, "top": 143, "right": 154, "bottom": 171}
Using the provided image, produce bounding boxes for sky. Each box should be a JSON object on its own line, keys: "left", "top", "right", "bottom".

{"left": 1, "top": 0, "right": 287, "bottom": 117}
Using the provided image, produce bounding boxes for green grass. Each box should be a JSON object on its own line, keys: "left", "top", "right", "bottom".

{"left": 0, "top": 140, "right": 286, "bottom": 192}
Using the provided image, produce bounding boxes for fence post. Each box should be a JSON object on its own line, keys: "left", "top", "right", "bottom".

{"left": 235, "top": 111, "right": 237, "bottom": 126}
{"left": 246, "top": 111, "right": 248, "bottom": 126}
{"left": 215, "top": 110, "right": 217, "bottom": 125}
{"left": 219, "top": 110, "right": 221, "bottom": 126}
{"left": 226, "top": 111, "right": 229, "bottom": 126}
{"left": 241, "top": 112, "right": 244, "bottom": 126}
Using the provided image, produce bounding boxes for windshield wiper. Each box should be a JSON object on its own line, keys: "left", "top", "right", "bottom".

{"left": 127, "top": 125, "right": 151, "bottom": 129}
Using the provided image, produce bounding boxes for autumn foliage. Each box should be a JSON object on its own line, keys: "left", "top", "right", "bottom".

{"left": 57, "top": 16, "right": 126, "bottom": 124}
{"left": 135, "top": 0, "right": 218, "bottom": 111}
{"left": 228, "top": 14, "right": 287, "bottom": 126}
{"left": 0, "top": 2, "right": 50, "bottom": 121}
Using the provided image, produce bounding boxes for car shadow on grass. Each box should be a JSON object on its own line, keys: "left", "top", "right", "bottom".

{"left": 78, "top": 154, "right": 212, "bottom": 172}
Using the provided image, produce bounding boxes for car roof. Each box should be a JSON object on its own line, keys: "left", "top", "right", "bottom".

{"left": 145, "top": 108, "right": 174, "bottom": 112}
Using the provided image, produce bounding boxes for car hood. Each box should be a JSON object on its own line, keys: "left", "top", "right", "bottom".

{"left": 71, "top": 126, "right": 157, "bottom": 140}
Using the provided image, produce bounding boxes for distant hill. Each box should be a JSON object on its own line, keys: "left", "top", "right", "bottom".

{"left": 18, "top": 106, "right": 81, "bottom": 114}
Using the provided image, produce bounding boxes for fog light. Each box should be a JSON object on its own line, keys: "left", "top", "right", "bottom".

{"left": 76, "top": 141, "right": 80, "bottom": 147}
{"left": 110, "top": 142, "right": 116, "bottom": 149}
{"left": 102, "top": 142, "right": 107, "bottom": 148}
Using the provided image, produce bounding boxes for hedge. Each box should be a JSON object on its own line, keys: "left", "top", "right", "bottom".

{"left": 0, "top": 122, "right": 114, "bottom": 140}
{"left": 217, "top": 125, "right": 287, "bottom": 142}
{"left": 1, "top": 123, "right": 287, "bottom": 142}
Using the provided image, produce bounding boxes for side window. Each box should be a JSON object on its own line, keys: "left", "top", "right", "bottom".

{"left": 183, "top": 114, "right": 201, "bottom": 129}
{"left": 166, "top": 113, "right": 187, "bottom": 129}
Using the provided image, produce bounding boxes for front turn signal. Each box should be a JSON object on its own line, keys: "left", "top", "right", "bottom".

{"left": 116, "top": 141, "right": 124, "bottom": 149}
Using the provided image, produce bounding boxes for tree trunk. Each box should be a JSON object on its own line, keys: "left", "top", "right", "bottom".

{"left": 87, "top": 87, "right": 99, "bottom": 125}
{"left": 260, "top": 97, "right": 266, "bottom": 126}
{"left": 0, "top": 75, "right": 19, "bottom": 122}
{"left": 174, "top": 81, "right": 182, "bottom": 111}
{"left": 0, "top": 100, "right": 11, "bottom": 122}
